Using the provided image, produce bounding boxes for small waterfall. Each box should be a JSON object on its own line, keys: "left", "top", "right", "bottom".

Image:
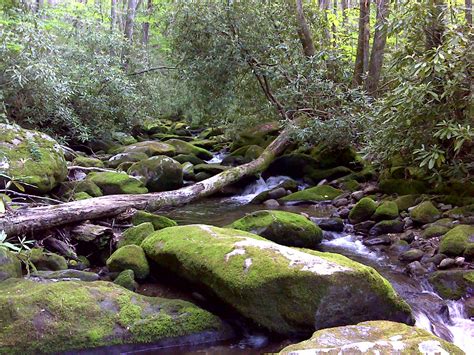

{"left": 229, "top": 176, "right": 294, "bottom": 203}
{"left": 321, "top": 233, "right": 385, "bottom": 262}
{"left": 206, "top": 151, "right": 227, "bottom": 164}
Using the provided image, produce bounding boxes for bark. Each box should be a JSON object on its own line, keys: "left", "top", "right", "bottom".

{"left": 0, "top": 131, "right": 290, "bottom": 236}
{"left": 142, "top": 0, "right": 152, "bottom": 46}
{"left": 295, "top": 0, "right": 316, "bottom": 57}
{"left": 365, "top": 0, "right": 390, "bottom": 95}
{"left": 124, "top": 0, "right": 138, "bottom": 42}
{"left": 341, "top": 0, "right": 348, "bottom": 25}
{"left": 352, "top": 0, "right": 370, "bottom": 87}
{"left": 466, "top": 0, "right": 472, "bottom": 26}
{"left": 111, "top": 0, "right": 117, "bottom": 31}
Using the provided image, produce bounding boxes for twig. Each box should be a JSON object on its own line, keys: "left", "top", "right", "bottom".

{"left": 0, "top": 190, "right": 63, "bottom": 204}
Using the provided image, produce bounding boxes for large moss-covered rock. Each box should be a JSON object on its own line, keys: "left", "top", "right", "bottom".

{"left": 131, "top": 211, "right": 177, "bottom": 230}
{"left": 165, "top": 139, "right": 213, "bottom": 160}
{"left": 28, "top": 248, "right": 67, "bottom": 271}
{"left": 122, "top": 141, "right": 176, "bottom": 157}
{"left": 0, "top": 124, "right": 67, "bottom": 193}
{"left": 118, "top": 222, "right": 155, "bottom": 248}
{"left": 72, "top": 156, "right": 104, "bottom": 168}
{"left": 309, "top": 145, "right": 363, "bottom": 170}
{"left": 106, "top": 245, "right": 150, "bottom": 280}
{"left": 128, "top": 156, "right": 183, "bottom": 192}
{"left": 394, "top": 195, "right": 420, "bottom": 211}
{"left": 231, "top": 121, "right": 280, "bottom": 150}
{"left": 0, "top": 248, "right": 21, "bottom": 281}
{"left": 194, "top": 163, "right": 229, "bottom": 175}
{"left": 410, "top": 201, "right": 440, "bottom": 224}
{"left": 349, "top": 197, "right": 377, "bottom": 224}
{"left": 280, "top": 185, "right": 343, "bottom": 203}
{"left": 373, "top": 201, "right": 399, "bottom": 221}
{"left": 278, "top": 320, "right": 463, "bottom": 354}
{"left": 107, "top": 152, "right": 149, "bottom": 168}
{"left": 142, "top": 225, "right": 413, "bottom": 335}
{"left": 87, "top": 172, "right": 148, "bottom": 195}
{"left": 229, "top": 210, "right": 323, "bottom": 248}
{"left": 429, "top": 270, "right": 474, "bottom": 300}
{"left": 0, "top": 278, "right": 229, "bottom": 354}
{"left": 58, "top": 179, "right": 103, "bottom": 198}
{"left": 439, "top": 225, "right": 474, "bottom": 257}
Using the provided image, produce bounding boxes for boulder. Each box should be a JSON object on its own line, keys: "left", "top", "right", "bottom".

{"left": 142, "top": 225, "right": 413, "bottom": 335}
{"left": 229, "top": 210, "right": 323, "bottom": 248}
{"left": 394, "top": 195, "right": 420, "bottom": 211}
{"left": 422, "top": 225, "right": 450, "bottom": 239}
{"left": 118, "top": 222, "right": 155, "bottom": 248}
{"left": 31, "top": 269, "right": 99, "bottom": 282}
{"left": 429, "top": 270, "right": 474, "bottom": 300}
{"left": 87, "top": 172, "right": 148, "bottom": 195}
{"left": 122, "top": 141, "right": 176, "bottom": 157}
{"left": 373, "top": 201, "right": 399, "bottom": 221}
{"left": 131, "top": 211, "right": 177, "bottom": 230}
{"left": 0, "top": 248, "right": 22, "bottom": 281}
{"left": 251, "top": 180, "right": 299, "bottom": 204}
{"left": 58, "top": 180, "right": 103, "bottom": 198}
{"left": 349, "top": 197, "right": 377, "bottom": 224}
{"left": 165, "top": 139, "right": 213, "bottom": 160}
{"left": 193, "top": 164, "right": 229, "bottom": 175}
{"left": 113, "top": 269, "right": 138, "bottom": 291}
{"left": 72, "top": 156, "right": 104, "bottom": 168}
{"left": 0, "top": 278, "right": 230, "bottom": 354}
{"left": 439, "top": 225, "right": 474, "bottom": 257}
{"left": 128, "top": 156, "right": 183, "bottom": 192}
{"left": 106, "top": 245, "right": 150, "bottom": 280}
{"left": 369, "top": 220, "right": 405, "bottom": 236}
{"left": 28, "top": 248, "right": 67, "bottom": 271}
{"left": 173, "top": 154, "right": 206, "bottom": 165}
{"left": 230, "top": 121, "right": 280, "bottom": 150}
{"left": 279, "top": 185, "right": 343, "bottom": 203}
{"left": 379, "top": 179, "right": 428, "bottom": 195}
{"left": 410, "top": 201, "right": 440, "bottom": 225}
{"left": 278, "top": 321, "right": 463, "bottom": 354}
{"left": 0, "top": 124, "right": 67, "bottom": 193}
{"left": 107, "top": 152, "right": 149, "bottom": 168}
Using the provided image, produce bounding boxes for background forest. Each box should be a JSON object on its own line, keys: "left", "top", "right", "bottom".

{"left": 0, "top": 0, "right": 472, "bottom": 182}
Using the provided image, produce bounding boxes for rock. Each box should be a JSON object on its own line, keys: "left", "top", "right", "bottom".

{"left": 390, "top": 240, "right": 411, "bottom": 254}
{"left": 363, "top": 235, "right": 391, "bottom": 246}
{"left": 113, "top": 269, "right": 138, "bottom": 291}
{"left": 231, "top": 121, "right": 280, "bottom": 150}
{"left": 0, "top": 278, "right": 230, "bottom": 354}
{"left": 72, "top": 156, "right": 104, "bottom": 168}
{"left": 181, "top": 162, "right": 195, "bottom": 180}
{"left": 106, "top": 245, "right": 150, "bottom": 280}
{"left": 309, "top": 145, "right": 363, "bottom": 170}
{"left": 394, "top": 195, "right": 420, "bottom": 211}
{"left": 466, "top": 297, "right": 474, "bottom": 318}
{"left": 165, "top": 139, "right": 213, "bottom": 160}
{"left": 0, "top": 124, "right": 67, "bottom": 193}
{"left": 58, "top": 180, "right": 103, "bottom": 199}
{"left": 278, "top": 320, "right": 463, "bottom": 354}
{"left": 173, "top": 154, "right": 206, "bottom": 165}
{"left": 314, "top": 218, "right": 344, "bottom": 232}
{"left": 422, "top": 225, "right": 450, "bottom": 239}
{"left": 438, "top": 258, "right": 456, "bottom": 269}
{"left": 122, "top": 141, "right": 176, "bottom": 157}
{"left": 454, "top": 257, "right": 465, "bottom": 266}
{"left": 369, "top": 219, "right": 405, "bottom": 236}
{"left": 373, "top": 201, "right": 399, "bottom": 221}
{"left": 31, "top": 269, "right": 99, "bottom": 281}
{"left": 354, "top": 220, "right": 376, "bottom": 235}
{"left": 74, "top": 191, "right": 93, "bottom": 200}
{"left": 229, "top": 210, "right": 323, "bottom": 248}
{"left": 193, "top": 163, "right": 229, "bottom": 175}
{"left": 28, "top": 248, "right": 68, "bottom": 271}
{"left": 423, "top": 253, "right": 446, "bottom": 266}
{"left": 410, "top": 201, "right": 441, "bottom": 225}
{"left": 107, "top": 152, "right": 149, "bottom": 168}
{"left": 351, "top": 190, "right": 365, "bottom": 201}
{"left": 379, "top": 179, "right": 428, "bottom": 195}
{"left": 251, "top": 180, "right": 299, "bottom": 204}
{"left": 111, "top": 131, "right": 136, "bottom": 145}
{"left": 131, "top": 211, "right": 177, "bottom": 230}
{"left": 263, "top": 199, "right": 280, "bottom": 208}
{"left": 406, "top": 261, "right": 427, "bottom": 277}
{"left": 128, "top": 156, "right": 183, "bottom": 192}
{"left": 142, "top": 225, "right": 413, "bottom": 335}
{"left": 348, "top": 197, "right": 377, "bottom": 224}
{"left": 279, "top": 185, "right": 343, "bottom": 203}
{"left": 87, "top": 172, "right": 148, "bottom": 195}
{"left": 439, "top": 225, "right": 474, "bottom": 257}
{"left": 118, "top": 222, "right": 155, "bottom": 248}
{"left": 339, "top": 207, "right": 351, "bottom": 219}
{"left": 429, "top": 270, "right": 474, "bottom": 299}
{"left": 333, "top": 197, "right": 349, "bottom": 207}
{"left": 267, "top": 187, "right": 288, "bottom": 200}
{"left": 400, "top": 231, "right": 415, "bottom": 243}
{"left": 399, "top": 249, "right": 424, "bottom": 263}
{"left": 0, "top": 248, "right": 22, "bottom": 281}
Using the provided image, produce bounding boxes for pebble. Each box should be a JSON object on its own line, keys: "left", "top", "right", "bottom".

{"left": 333, "top": 198, "right": 349, "bottom": 207}
{"left": 438, "top": 258, "right": 456, "bottom": 269}
{"left": 263, "top": 199, "right": 280, "bottom": 208}
{"left": 351, "top": 191, "right": 364, "bottom": 201}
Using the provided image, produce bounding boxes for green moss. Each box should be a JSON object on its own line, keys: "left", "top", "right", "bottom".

{"left": 0, "top": 248, "right": 22, "bottom": 281}
{"left": 106, "top": 245, "right": 149, "bottom": 279}
{"left": 114, "top": 269, "right": 137, "bottom": 291}
{"left": 122, "top": 141, "right": 176, "bottom": 157}
{"left": 422, "top": 225, "right": 450, "bottom": 239}
{"left": 447, "top": 204, "right": 474, "bottom": 218}
{"left": 87, "top": 171, "right": 148, "bottom": 195}
{"left": 280, "top": 185, "right": 343, "bottom": 203}
{"left": 72, "top": 156, "right": 104, "bottom": 168}
{"left": 132, "top": 211, "right": 177, "bottom": 230}
{"left": 370, "top": 219, "right": 404, "bottom": 235}
{"left": 127, "top": 156, "right": 183, "bottom": 192}
{"left": 373, "top": 201, "right": 399, "bottom": 221}
{"left": 74, "top": 192, "right": 92, "bottom": 200}
{"left": 338, "top": 178, "right": 360, "bottom": 191}
{"left": 349, "top": 197, "right": 377, "bottom": 224}
{"left": 59, "top": 180, "right": 103, "bottom": 198}
{"left": 394, "top": 195, "right": 420, "bottom": 211}
{"left": 379, "top": 179, "right": 429, "bottom": 195}
{"left": 409, "top": 201, "right": 440, "bottom": 224}
{"left": 228, "top": 210, "right": 323, "bottom": 248}
{"left": 107, "top": 151, "right": 149, "bottom": 168}
{"left": 439, "top": 225, "right": 474, "bottom": 257}
{"left": 118, "top": 222, "right": 155, "bottom": 248}
{"left": 194, "top": 163, "right": 229, "bottom": 175}
{"left": 165, "top": 139, "right": 213, "bottom": 160}
{"left": 28, "top": 248, "right": 67, "bottom": 271}
{"left": 429, "top": 270, "right": 474, "bottom": 300}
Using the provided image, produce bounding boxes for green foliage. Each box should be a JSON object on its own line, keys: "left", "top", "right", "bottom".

{"left": 0, "top": 230, "right": 34, "bottom": 253}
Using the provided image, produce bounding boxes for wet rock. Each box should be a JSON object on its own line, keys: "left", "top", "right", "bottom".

{"left": 173, "top": 154, "right": 206, "bottom": 165}
{"left": 406, "top": 261, "right": 427, "bottom": 277}
{"left": 363, "top": 235, "right": 391, "bottom": 246}
{"left": 373, "top": 201, "right": 399, "bottom": 221}
{"left": 354, "top": 220, "right": 375, "bottom": 235}
{"left": 400, "top": 231, "right": 415, "bottom": 243}
{"left": 0, "top": 248, "right": 22, "bottom": 281}
{"left": 113, "top": 269, "right": 137, "bottom": 291}
{"left": 107, "top": 151, "right": 148, "bottom": 168}
{"left": 263, "top": 199, "right": 280, "bottom": 208}
{"left": 394, "top": 195, "right": 420, "bottom": 212}
{"left": 118, "top": 222, "right": 155, "bottom": 248}
{"left": 429, "top": 270, "right": 474, "bottom": 299}
{"left": 369, "top": 219, "right": 405, "bottom": 236}
{"left": 28, "top": 248, "right": 67, "bottom": 271}
{"left": 229, "top": 210, "right": 323, "bottom": 248}
{"left": 351, "top": 190, "right": 365, "bottom": 201}
{"left": 422, "top": 253, "right": 446, "bottom": 266}
{"left": 194, "top": 163, "right": 229, "bottom": 175}
{"left": 338, "top": 207, "right": 350, "bottom": 219}
{"left": 279, "top": 185, "right": 343, "bottom": 203}
{"left": 348, "top": 197, "right": 377, "bottom": 224}
{"left": 439, "top": 225, "right": 474, "bottom": 257}
{"left": 87, "top": 171, "right": 148, "bottom": 195}
{"left": 131, "top": 211, "right": 177, "bottom": 230}
{"left": 399, "top": 249, "right": 424, "bottom": 263}
{"left": 128, "top": 156, "right": 183, "bottom": 192}
{"left": 454, "top": 257, "right": 465, "bottom": 266}
{"left": 31, "top": 269, "right": 99, "bottom": 281}
{"left": 72, "top": 156, "right": 104, "bottom": 168}
{"left": 251, "top": 180, "right": 299, "bottom": 204}
{"left": 422, "top": 225, "right": 450, "bottom": 239}
{"left": 267, "top": 187, "right": 287, "bottom": 200}
{"left": 195, "top": 171, "right": 212, "bottom": 181}
{"left": 165, "top": 139, "right": 213, "bottom": 160}
{"left": 438, "top": 258, "right": 456, "bottom": 269}
{"left": 390, "top": 240, "right": 411, "bottom": 254}
{"left": 410, "top": 201, "right": 441, "bottom": 225}
{"left": 0, "top": 278, "right": 230, "bottom": 354}
{"left": 106, "top": 245, "right": 150, "bottom": 280}
{"left": 333, "top": 197, "right": 349, "bottom": 207}
{"left": 122, "top": 140, "right": 176, "bottom": 157}
{"left": 315, "top": 218, "right": 344, "bottom": 232}
{"left": 182, "top": 162, "right": 195, "bottom": 180}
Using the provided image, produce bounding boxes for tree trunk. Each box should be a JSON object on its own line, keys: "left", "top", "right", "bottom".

{"left": 341, "top": 0, "right": 348, "bottom": 25}
{"left": 466, "top": 0, "right": 472, "bottom": 26}
{"left": 425, "top": 0, "right": 445, "bottom": 50}
{"left": 352, "top": 0, "right": 370, "bottom": 87}
{"left": 0, "top": 131, "right": 290, "bottom": 236}
{"left": 365, "top": 0, "right": 389, "bottom": 95}
{"left": 111, "top": 0, "right": 117, "bottom": 31}
{"left": 124, "top": 0, "right": 138, "bottom": 43}
{"left": 295, "top": 0, "right": 316, "bottom": 57}
{"left": 142, "top": 0, "right": 152, "bottom": 46}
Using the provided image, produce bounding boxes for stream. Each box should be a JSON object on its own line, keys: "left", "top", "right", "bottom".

{"left": 123, "top": 176, "right": 473, "bottom": 354}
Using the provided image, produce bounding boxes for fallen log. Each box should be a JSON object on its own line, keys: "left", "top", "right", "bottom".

{"left": 0, "top": 130, "right": 290, "bottom": 236}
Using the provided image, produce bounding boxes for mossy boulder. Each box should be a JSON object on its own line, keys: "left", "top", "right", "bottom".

{"left": 107, "top": 152, "right": 149, "bottom": 168}
{"left": 142, "top": 225, "right": 413, "bottom": 335}
{"left": 0, "top": 124, "right": 67, "bottom": 193}
{"left": 131, "top": 211, "right": 177, "bottom": 230}
{"left": 229, "top": 210, "right": 323, "bottom": 248}
{"left": 278, "top": 320, "right": 463, "bottom": 354}
{"left": 410, "top": 201, "right": 440, "bottom": 225}
{"left": 373, "top": 201, "right": 399, "bottom": 221}
{"left": 173, "top": 154, "right": 206, "bottom": 165}
{"left": 111, "top": 131, "right": 137, "bottom": 145}
{"left": 0, "top": 248, "right": 22, "bottom": 281}
{"left": 379, "top": 179, "right": 429, "bottom": 195}
{"left": 28, "top": 248, "right": 67, "bottom": 271}
{"left": 231, "top": 121, "right": 280, "bottom": 150}
{"left": 72, "top": 156, "right": 104, "bottom": 168}
{"left": 0, "top": 278, "right": 229, "bottom": 354}
{"left": 165, "top": 139, "right": 213, "bottom": 160}
{"left": 349, "top": 197, "right": 377, "bottom": 224}
{"left": 369, "top": 219, "right": 405, "bottom": 236}
{"left": 74, "top": 192, "right": 92, "bottom": 200}
{"left": 309, "top": 145, "right": 363, "bottom": 170}
{"left": 122, "top": 141, "right": 176, "bottom": 157}
{"left": 194, "top": 163, "right": 229, "bottom": 175}
{"left": 113, "top": 269, "right": 138, "bottom": 291}
{"left": 280, "top": 185, "right": 343, "bottom": 203}
{"left": 439, "top": 225, "right": 474, "bottom": 257}
{"left": 106, "top": 245, "right": 150, "bottom": 280}
{"left": 251, "top": 179, "right": 299, "bottom": 204}
{"left": 447, "top": 204, "right": 474, "bottom": 219}
{"left": 118, "top": 222, "right": 155, "bottom": 248}
{"left": 87, "top": 172, "right": 148, "bottom": 195}
{"left": 422, "top": 225, "right": 450, "bottom": 239}
{"left": 58, "top": 179, "right": 103, "bottom": 198}
{"left": 128, "top": 156, "right": 183, "bottom": 192}
{"left": 429, "top": 270, "right": 474, "bottom": 300}
{"left": 31, "top": 269, "right": 99, "bottom": 282}
{"left": 394, "top": 195, "right": 419, "bottom": 211}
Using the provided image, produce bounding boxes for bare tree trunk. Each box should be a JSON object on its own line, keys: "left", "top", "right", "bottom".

{"left": 124, "top": 0, "right": 138, "bottom": 43}
{"left": 295, "top": 0, "right": 316, "bottom": 57}
{"left": 142, "top": 0, "right": 152, "bottom": 46}
{"left": 466, "top": 0, "right": 472, "bottom": 26}
{"left": 0, "top": 132, "right": 290, "bottom": 236}
{"left": 111, "top": 0, "right": 117, "bottom": 31}
{"left": 365, "top": 0, "right": 389, "bottom": 95}
{"left": 352, "top": 0, "right": 370, "bottom": 87}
